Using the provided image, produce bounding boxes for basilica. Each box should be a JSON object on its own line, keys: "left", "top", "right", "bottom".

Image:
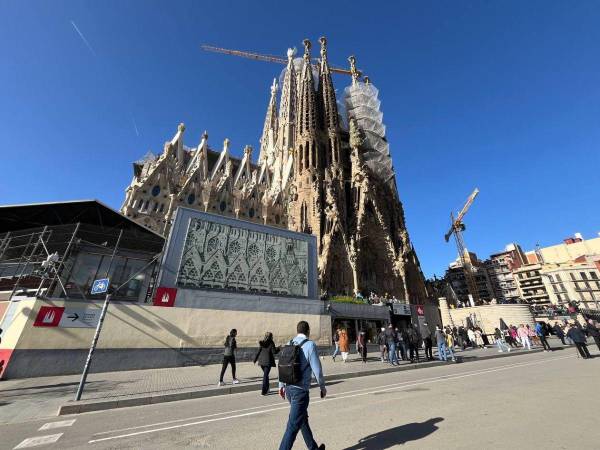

{"left": 121, "top": 38, "right": 428, "bottom": 302}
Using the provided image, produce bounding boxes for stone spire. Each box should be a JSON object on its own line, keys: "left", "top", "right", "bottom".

{"left": 318, "top": 36, "right": 342, "bottom": 168}
{"left": 277, "top": 47, "right": 297, "bottom": 161}
{"left": 258, "top": 78, "right": 278, "bottom": 165}
{"left": 295, "top": 39, "right": 320, "bottom": 175}
{"left": 348, "top": 55, "right": 360, "bottom": 86}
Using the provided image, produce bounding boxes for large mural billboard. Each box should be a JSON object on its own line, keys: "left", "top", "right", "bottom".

{"left": 174, "top": 216, "right": 310, "bottom": 297}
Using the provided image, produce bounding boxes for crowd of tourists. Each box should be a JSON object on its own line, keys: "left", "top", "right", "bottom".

{"left": 211, "top": 316, "right": 599, "bottom": 449}
{"left": 215, "top": 318, "right": 600, "bottom": 391}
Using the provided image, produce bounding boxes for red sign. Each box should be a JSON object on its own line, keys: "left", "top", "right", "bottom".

{"left": 0, "top": 349, "right": 13, "bottom": 379}
{"left": 153, "top": 287, "right": 177, "bottom": 307}
{"left": 416, "top": 305, "right": 425, "bottom": 316}
{"left": 33, "top": 306, "right": 65, "bottom": 327}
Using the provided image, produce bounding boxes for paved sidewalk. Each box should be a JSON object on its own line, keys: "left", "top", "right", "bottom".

{"left": 0, "top": 340, "right": 566, "bottom": 424}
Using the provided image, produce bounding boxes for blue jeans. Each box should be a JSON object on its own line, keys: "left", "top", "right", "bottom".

{"left": 388, "top": 343, "right": 398, "bottom": 364}
{"left": 332, "top": 342, "right": 339, "bottom": 358}
{"left": 445, "top": 344, "right": 455, "bottom": 360}
{"left": 437, "top": 342, "right": 447, "bottom": 361}
{"left": 279, "top": 387, "right": 319, "bottom": 450}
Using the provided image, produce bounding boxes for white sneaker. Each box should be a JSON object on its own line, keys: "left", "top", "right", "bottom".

{"left": 232, "top": 379, "right": 240, "bottom": 384}
{"left": 507, "top": 348, "right": 511, "bottom": 352}
{"left": 217, "top": 381, "right": 225, "bottom": 387}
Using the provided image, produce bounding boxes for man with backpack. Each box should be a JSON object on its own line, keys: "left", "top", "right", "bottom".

{"left": 278, "top": 321, "right": 326, "bottom": 450}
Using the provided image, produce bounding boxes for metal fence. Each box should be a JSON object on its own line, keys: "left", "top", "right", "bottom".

{"left": 0, "top": 223, "right": 163, "bottom": 302}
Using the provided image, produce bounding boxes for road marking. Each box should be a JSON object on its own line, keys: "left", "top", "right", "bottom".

{"left": 89, "top": 354, "right": 571, "bottom": 444}
{"left": 38, "top": 419, "right": 76, "bottom": 431}
{"left": 14, "top": 434, "right": 63, "bottom": 449}
{"left": 94, "top": 358, "right": 532, "bottom": 436}
{"left": 94, "top": 352, "right": 563, "bottom": 436}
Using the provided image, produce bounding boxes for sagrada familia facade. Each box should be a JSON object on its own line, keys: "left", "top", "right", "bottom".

{"left": 121, "top": 38, "right": 428, "bottom": 302}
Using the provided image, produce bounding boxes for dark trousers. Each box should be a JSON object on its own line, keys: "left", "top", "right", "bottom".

{"left": 575, "top": 342, "right": 591, "bottom": 359}
{"left": 260, "top": 365, "right": 271, "bottom": 394}
{"left": 359, "top": 346, "right": 367, "bottom": 362}
{"left": 557, "top": 335, "right": 566, "bottom": 345}
{"left": 220, "top": 355, "right": 236, "bottom": 381}
{"left": 279, "top": 387, "right": 318, "bottom": 450}
{"left": 424, "top": 337, "right": 433, "bottom": 360}
{"left": 593, "top": 337, "right": 600, "bottom": 352}
{"left": 539, "top": 335, "right": 552, "bottom": 350}
{"left": 409, "top": 344, "right": 420, "bottom": 361}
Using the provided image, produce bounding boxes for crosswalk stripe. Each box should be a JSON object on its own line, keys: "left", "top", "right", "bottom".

{"left": 38, "top": 419, "right": 76, "bottom": 431}
{"left": 14, "top": 434, "right": 63, "bottom": 449}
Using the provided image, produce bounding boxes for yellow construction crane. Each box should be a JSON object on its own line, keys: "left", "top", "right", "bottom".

{"left": 200, "top": 43, "right": 361, "bottom": 78}
{"left": 445, "top": 188, "right": 480, "bottom": 305}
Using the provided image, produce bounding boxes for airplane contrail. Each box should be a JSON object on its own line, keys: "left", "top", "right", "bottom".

{"left": 131, "top": 115, "right": 140, "bottom": 136}
{"left": 70, "top": 20, "right": 97, "bottom": 57}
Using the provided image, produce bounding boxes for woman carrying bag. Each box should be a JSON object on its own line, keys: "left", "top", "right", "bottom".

{"left": 253, "top": 332, "right": 280, "bottom": 395}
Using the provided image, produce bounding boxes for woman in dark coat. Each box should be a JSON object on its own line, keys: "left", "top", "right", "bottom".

{"left": 253, "top": 332, "right": 280, "bottom": 395}
{"left": 357, "top": 329, "right": 368, "bottom": 363}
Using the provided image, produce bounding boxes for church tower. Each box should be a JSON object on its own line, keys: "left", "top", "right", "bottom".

{"left": 289, "top": 39, "right": 325, "bottom": 247}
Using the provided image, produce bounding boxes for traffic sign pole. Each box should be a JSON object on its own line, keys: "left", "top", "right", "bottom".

{"left": 75, "top": 293, "right": 112, "bottom": 401}
{"left": 75, "top": 229, "right": 123, "bottom": 401}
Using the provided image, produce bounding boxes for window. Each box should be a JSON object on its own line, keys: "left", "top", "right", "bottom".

{"left": 570, "top": 273, "right": 576, "bottom": 281}
{"left": 559, "top": 283, "right": 566, "bottom": 292}
{"left": 556, "top": 294, "right": 561, "bottom": 302}
{"left": 151, "top": 185, "right": 161, "bottom": 197}
{"left": 580, "top": 272, "right": 588, "bottom": 280}
{"left": 556, "top": 274, "right": 562, "bottom": 282}
{"left": 548, "top": 275, "right": 554, "bottom": 282}
{"left": 591, "top": 272, "right": 599, "bottom": 280}
{"left": 187, "top": 193, "right": 195, "bottom": 205}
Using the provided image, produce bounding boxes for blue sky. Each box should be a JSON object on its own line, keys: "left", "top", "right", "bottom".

{"left": 1, "top": 1, "right": 599, "bottom": 277}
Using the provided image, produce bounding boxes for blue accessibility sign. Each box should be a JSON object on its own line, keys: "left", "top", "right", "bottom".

{"left": 91, "top": 278, "right": 110, "bottom": 295}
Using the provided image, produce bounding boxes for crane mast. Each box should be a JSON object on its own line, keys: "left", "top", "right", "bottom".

{"left": 445, "top": 188, "right": 480, "bottom": 306}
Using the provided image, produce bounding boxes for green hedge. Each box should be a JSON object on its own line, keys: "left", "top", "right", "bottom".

{"left": 329, "top": 296, "right": 367, "bottom": 305}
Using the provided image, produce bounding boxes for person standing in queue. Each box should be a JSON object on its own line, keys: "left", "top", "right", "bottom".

{"left": 357, "top": 329, "right": 368, "bottom": 363}
{"left": 338, "top": 327, "right": 350, "bottom": 363}
{"left": 421, "top": 323, "right": 433, "bottom": 360}
{"left": 278, "top": 321, "right": 326, "bottom": 450}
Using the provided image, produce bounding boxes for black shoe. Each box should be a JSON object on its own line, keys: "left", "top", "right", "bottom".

{"left": 318, "top": 445, "right": 325, "bottom": 450}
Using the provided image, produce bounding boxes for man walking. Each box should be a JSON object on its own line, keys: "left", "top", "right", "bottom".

{"left": 586, "top": 319, "right": 600, "bottom": 351}
{"left": 566, "top": 324, "right": 591, "bottom": 359}
{"left": 553, "top": 322, "right": 566, "bottom": 345}
{"left": 535, "top": 322, "right": 552, "bottom": 351}
{"left": 421, "top": 323, "right": 433, "bottom": 360}
{"left": 278, "top": 321, "right": 326, "bottom": 450}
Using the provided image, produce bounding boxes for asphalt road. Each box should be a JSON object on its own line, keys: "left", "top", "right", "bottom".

{"left": 2, "top": 349, "right": 598, "bottom": 449}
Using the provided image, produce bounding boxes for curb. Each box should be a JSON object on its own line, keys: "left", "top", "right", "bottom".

{"left": 58, "top": 347, "right": 544, "bottom": 415}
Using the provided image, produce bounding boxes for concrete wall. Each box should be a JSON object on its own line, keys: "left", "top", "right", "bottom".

{"left": 438, "top": 297, "right": 535, "bottom": 334}
{"left": 1, "top": 297, "right": 331, "bottom": 379}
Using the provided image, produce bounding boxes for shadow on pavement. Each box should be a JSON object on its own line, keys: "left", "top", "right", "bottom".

{"left": 342, "top": 417, "right": 444, "bottom": 450}
{"left": 0, "top": 381, "right": 79, "bottom": 393}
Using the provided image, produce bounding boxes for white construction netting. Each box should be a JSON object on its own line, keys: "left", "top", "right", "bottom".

{"left": 344, "top": 81, "right": 396, "bottom": 187}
